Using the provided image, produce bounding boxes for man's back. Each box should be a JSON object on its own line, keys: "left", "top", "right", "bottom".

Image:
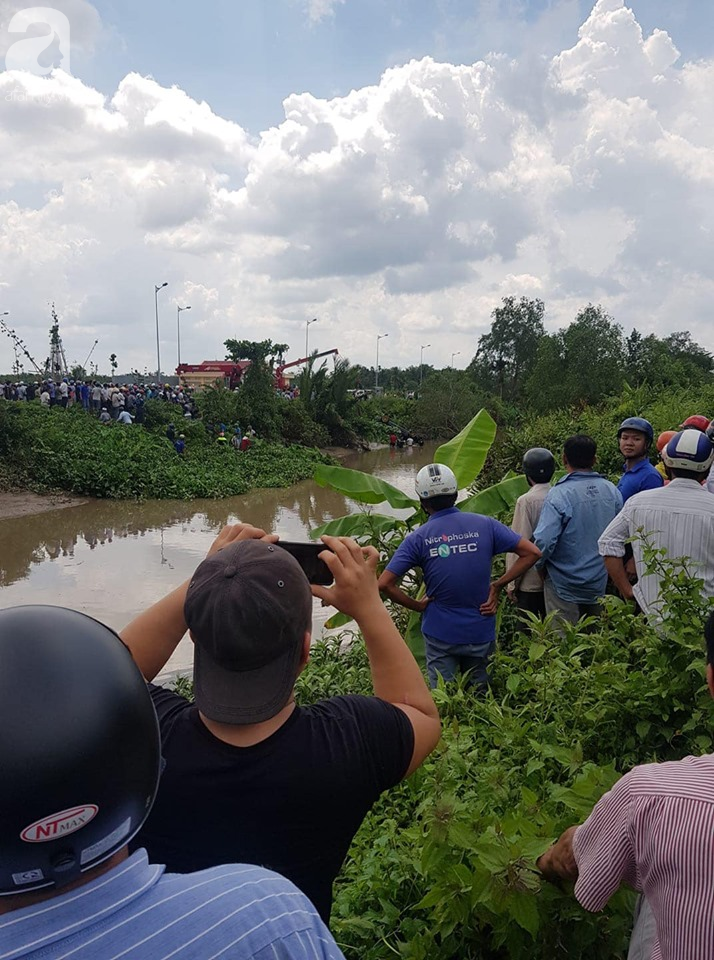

{"left": 134, "top": 688, "right": 413, "bottom": 923}
{"left": 534, "top": 472, "right": 622, "bottom": 603}
{"left": 0, "top": 850, "right": 344, "bottom": 960}
{"left": 574, "top": 754, "right": 714, "bottom": 960}
{"left": 599, "top": 478, "right": 714, "bottom": 614}
{"left": 385, "top": 507, "right": 520, "bottom": 644}
{"left": 507, "top": 483, "right": 549, "bottom": 593}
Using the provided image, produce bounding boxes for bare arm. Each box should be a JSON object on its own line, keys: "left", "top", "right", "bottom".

{"left": 480, "top": 539, "right": 542, "bottom": 615}
{"left": 536, "top": 825, "right": 579, "bottom": 883}
{"left": 314, "top": 536, "right": 441, "bottom": 777}
{"left": 121, "top": 524, "right": 276, "bottom": 681}
{"left": 604, "top": 555, "right": 634, "bottom": 601}
{"left": 377, "top": 569, "right": 429, "bottom": 613}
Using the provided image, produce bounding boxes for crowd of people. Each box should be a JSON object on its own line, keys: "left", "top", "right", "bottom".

{"left": 1, "top": 413, "right": 713, "bottom": 959}
{"left": 0, "top": 376, "right": 199, "bottom": 423}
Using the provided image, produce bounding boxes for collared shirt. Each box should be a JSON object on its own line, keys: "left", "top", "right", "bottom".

{"left": 533, "top": 472, "right": 622, "bottom": 603}
{"left": 598, "top": 478, "right": 714, "bottom": 616}
{"left": 707, "top": 470, "right": 714, "bottom": 495}
{"left": 0, "top": 850, "right": 345, "bottom": 960}
{"left": 617, "top": 458, "right": 664, "bottom": 503}
{"left": 573, "top": 754, "right": 714, "bottom": 960}
{"left": 506, "top": 483, "right": 550, "bottom": 592}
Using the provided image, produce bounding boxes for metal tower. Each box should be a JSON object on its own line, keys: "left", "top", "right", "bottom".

{"left": 47, "top": 304, "right": 69, "bottom": 378}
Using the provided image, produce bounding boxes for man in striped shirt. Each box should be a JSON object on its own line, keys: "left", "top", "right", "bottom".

{"left": 598, "top": 429, "right": 714, "bottom": 617}
{"left": 0, "top": 605, "right": 346, "bottom": 960}
{"left": 536, "top": 610, "right": 714, "bottom": 960}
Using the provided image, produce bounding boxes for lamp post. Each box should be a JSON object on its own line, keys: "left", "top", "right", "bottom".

{"left": 305, "top": 317, "right": 317, "bottom": 357}
{"left": 177, "top": 305, "right": 191, "bottom": 369}
{"left": 419, "top": 343, "right": 430, "bottom": 386}
{"left": 375, "top": 333, "right": 388, "bottom": 391}
{"left": 451, "top": 351, "right": 461, "bottom": 368}
{"left": 154, "top": 282, "right": 168, "bottom": 382}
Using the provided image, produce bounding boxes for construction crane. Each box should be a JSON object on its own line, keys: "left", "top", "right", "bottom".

{"left": 83, "top": 339, "right": 99, "bottom": 369}
{"left": 0, "top": 314, "right": 44, "bottom": 376}
{"left": 275, "top": 349, "right": 339, "bottom": 390}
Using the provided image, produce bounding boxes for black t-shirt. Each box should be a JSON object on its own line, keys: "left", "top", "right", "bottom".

{"left": 134, "top": 686, "right": 414, "bottom": 922}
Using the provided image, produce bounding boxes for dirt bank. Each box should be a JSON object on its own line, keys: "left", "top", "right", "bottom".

{"left": 0, "top": 491, "right": 87, "bottom": 521}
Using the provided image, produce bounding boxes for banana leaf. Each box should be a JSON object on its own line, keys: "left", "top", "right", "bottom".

{"left": 310, "top": 513, "right": 400, "bottom": 540}
{"left": 434, "top": 409, "right": 498, "bottom": 489}
{"left": 324, "top": 611, "right": 354, "bottom": 630}
{"left": 459, "top": 475, "right": 530, "bottom": 516}
{"left": 314, "top": 463, "right": 418, "bottom": 510}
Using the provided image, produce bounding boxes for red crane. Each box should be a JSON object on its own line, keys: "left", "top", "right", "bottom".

{"left": 275, "top": 349, "right": 338, "bottom": 390}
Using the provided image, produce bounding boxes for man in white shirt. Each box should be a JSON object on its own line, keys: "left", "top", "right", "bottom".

{"left": 598, "top": 429, "right": 714, "bottom": 617}
{"left": 506, "top": 447, "right": 555, "bottom": 618}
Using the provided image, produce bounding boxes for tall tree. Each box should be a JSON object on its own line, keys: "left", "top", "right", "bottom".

{"left": 467, "top": 296, "right": 546, "bottom": 401}
{"left": 526, "top": 304, "right": 625, "bottom": 411}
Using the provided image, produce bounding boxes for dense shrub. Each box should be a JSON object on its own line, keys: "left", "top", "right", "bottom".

{"left": 170, "top": 558, "right": 712, "bottom": 959}
{"left": 0, "top": 403, "right": 330, "bottom": 499}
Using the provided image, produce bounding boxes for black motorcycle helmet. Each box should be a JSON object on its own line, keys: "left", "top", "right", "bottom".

{"left": 0, "top": 606, "right": 160, "bottom": 896}
{"left": 522, "top": 447, "right": 556, "bottom": 483}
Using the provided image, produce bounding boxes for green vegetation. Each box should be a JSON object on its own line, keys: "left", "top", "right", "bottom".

{"left": 170, "top": 558, "right": 713, "bottom": 959}
{"left": 0, "top": 403, "right": 329, "bottom": 500}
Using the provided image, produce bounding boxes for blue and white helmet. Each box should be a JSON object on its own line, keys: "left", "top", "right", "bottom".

{"left": 661, "top": 429, "right": 714, "bottom": 473}
{"left": 415, "top": 463, "right": 458, "bottom": 499}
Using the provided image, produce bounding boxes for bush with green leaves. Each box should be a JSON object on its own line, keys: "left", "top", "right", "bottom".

{"left": 0, "top": 403, "right": 330, "bottom": 499}
{"left": 170, "top": 558, "right": 712, "bottom": 960}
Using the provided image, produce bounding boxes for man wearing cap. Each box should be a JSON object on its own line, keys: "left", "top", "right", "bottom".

{"left": 122, "top": 524, "right": 440, "bottom": 925}
{"left": 616, "top": 418, "right": 663, "bottom": 503}
{"left": 377, "top": 463, "right": 541, "bottom": 689}
{"left": 599, "top": 429, "right": 714, "bottom": 618}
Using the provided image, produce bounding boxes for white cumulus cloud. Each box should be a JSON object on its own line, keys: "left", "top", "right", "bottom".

{"left": 0, "top": 0, "right": 712, "bottom": 375}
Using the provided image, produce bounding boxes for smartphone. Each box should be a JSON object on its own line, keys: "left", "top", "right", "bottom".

{"left": 276, "top": 541, "right": 334, "bottom": 585}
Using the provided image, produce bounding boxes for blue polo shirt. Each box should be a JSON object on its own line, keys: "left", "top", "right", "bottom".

{"left": 617, "top": 458, "right": 664, "bottom": 503}
{"left": 534, "top": 471, "right": 623, "bottom": 603}
{"left": 386, "top": 507, "right": 520, "bottom": 646}
{"left": 0, "top": 850, "right": 345, "bottom": 960}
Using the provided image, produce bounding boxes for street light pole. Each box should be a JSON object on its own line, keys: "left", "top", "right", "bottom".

{"left": 305, "top": 317, "right": 317, "bottom": 357}
{"left": 419, "top": 343, "right": 431, "bottom": 386}
{"left": 177, "top": 305, "right": 191, "bottom": 369}
{"left": 451, "top": 350, "right": 461, "bottom": 369}
{"left": 375, "top": 333, "right": 388, "bottom": 391}
{"left": 154, "top": 282, "right": 168, "bottom": 382}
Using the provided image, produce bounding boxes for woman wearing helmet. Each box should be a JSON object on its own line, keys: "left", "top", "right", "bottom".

{"left": 655, "top": 430, "right": 677, "bottom": 481}
{"left": 0, "top": 606, "right": 346, "bottom": 959}
{"left": 616, "top": 417, "right": 663, "bottom": 503}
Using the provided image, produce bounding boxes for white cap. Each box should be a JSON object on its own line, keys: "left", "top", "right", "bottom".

{"left": 415, "top": 463, "right": 458, "bottom": 499}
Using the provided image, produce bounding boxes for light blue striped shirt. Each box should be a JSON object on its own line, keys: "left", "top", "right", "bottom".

{"left": 0, "top": 850, "right": 345, "bottom": 960}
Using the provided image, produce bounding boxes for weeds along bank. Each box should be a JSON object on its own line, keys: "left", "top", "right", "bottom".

{"left": 0, "top": 403, "right": 330, "bottom": 499}
{"left": 167, "top": 566, "right": 712, "bottom": 960}
{"left": 312, "top": 572, "right": 712, "bottom": 960}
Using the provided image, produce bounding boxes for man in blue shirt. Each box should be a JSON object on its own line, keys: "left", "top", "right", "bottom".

{"left": 616, "top": 417, "right": 663, "bottom": 503}
{"left": 533, "top": 435, "right": 622, "bottom": 624}
{"left": 0, "top": 605, "right": 346, "bottom": 960}
{"left": 378, "top": 463, "right": 541, "bottom": 689}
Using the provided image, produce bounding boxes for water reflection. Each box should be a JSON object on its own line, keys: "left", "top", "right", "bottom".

{"left": 0, "top": 442, "right": 438, "bottom": 675}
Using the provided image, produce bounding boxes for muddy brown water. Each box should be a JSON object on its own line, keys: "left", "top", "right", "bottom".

{"left": 0, "top": 442, "right": 439, "bottom": 679}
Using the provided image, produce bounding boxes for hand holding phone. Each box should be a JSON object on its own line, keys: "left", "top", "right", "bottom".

{"left": 275, "top": 541, "right": 334, "bottom": 585}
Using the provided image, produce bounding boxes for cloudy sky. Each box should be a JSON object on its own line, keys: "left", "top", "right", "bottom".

{"left": 0, "top": 0, "right": 712, "bottom": 377}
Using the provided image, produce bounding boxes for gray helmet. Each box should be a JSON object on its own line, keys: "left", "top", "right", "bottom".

{"left": 0, "top": 606, "right": 160, "bottom": 896}
{"left": 522, "top": 447, "right": 556, "bottom": 483}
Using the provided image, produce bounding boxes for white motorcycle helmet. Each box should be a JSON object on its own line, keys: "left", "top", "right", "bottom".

{"left": 415, "top": 463, "right": 458, "bottom": 499}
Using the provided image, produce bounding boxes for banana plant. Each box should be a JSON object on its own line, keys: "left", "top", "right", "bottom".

{"left": 311, "top": 409, "right": 532, "bottom": 646}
